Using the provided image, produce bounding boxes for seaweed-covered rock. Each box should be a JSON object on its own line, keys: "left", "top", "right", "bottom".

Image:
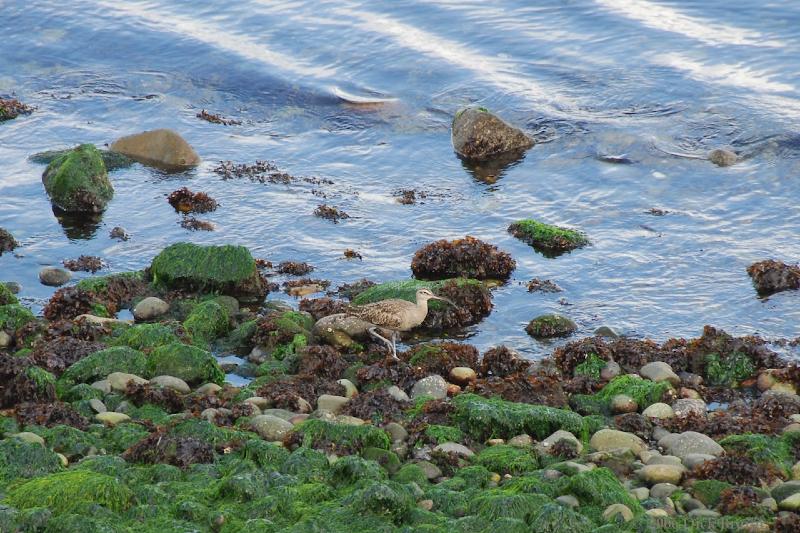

{"left": 747, "top": 259, "right": 800, "bottom": 296}
{"left": 289, "top": 419, "right": 390, "bottom": 454}
{"left": 149, "top": 242, "right": 265, "bottom": 300}
{"left": 122, "top": 432, "right": 214, "bottom": 468}
{"left": 147, "top": 343, "right": 224, "bottom": 386}
{"left": 57, "top": 347, "right": 147, "bottom": 392}
{"left": 110, "top": 128, "right": 200, "bottom": 170}
{"left": 6, "top": 469, "right": 133, "bottom": 514}
{"left": 452, "top": 393, "right": 585, "bottom": 440}
{"left": 526, "top": 314, "right": 576, "bottom": 339}
{"left": 528, "top": 502, "right": 595, "bottom": 533}
{"left": 41, "top": 144, "right": 113, "bottom": 213}
{"left": 0, "top": 439, "right": 62, "bottom": 484}
{"left": 111, "top": 323, "right": 180, "bottom": 352}
{"left": 182, "top": 300, "right": 230, "bottom": 348}
{"left": 411, "top": 236, "right": 515, "bottom": 281}
{"left": 406, "top": 343, "right": 479, "bottom": 376}
{"left": 0, "top": 228, "right": 17, "bottom": 255}
{"left": 252, "top": 310, "right": 312, "bottom": 358}
{"left": 30, "top": 148, "right": 133, "bottom": 171}
{"left": 474, "top": 445, "right": 538, "bottom": 475}
{"left": 1, "top": 356, "right": 57, "bottom": 407}
{"left": 0, "top": 303, "right": 35, "bottom": 333}
{"left": 451, "top": 107, "right": 533, "bottom": 161}
{"left": 351, "top": 278, "right": 492, "bottom": 330}
{"left": 508, "top": 219, "right": 589, "bottom": 257}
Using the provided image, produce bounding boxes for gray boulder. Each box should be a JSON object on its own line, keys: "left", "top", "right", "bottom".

{"left": 451, "top": 108, "right": 533, "bottom": 161}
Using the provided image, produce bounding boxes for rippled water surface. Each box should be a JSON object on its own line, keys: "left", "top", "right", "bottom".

{"left": 2, "top": 0, "right": 799, "bottom": 359}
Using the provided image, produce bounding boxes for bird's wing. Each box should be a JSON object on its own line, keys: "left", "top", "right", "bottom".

{"left": 346, "top": 300, "right": 406, "bottom": 329}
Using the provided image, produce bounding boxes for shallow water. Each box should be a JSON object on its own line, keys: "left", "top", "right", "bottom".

{"left": 1, "top": 0, "right": 799, "bottom": 361}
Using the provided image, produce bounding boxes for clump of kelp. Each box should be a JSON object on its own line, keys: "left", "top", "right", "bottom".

{"left": 1, "top": 241, "right": 800, "bottom": 532}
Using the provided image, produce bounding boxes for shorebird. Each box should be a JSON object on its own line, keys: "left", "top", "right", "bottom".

{"left": 346, "top": 288, "right": 454, "bottom": 359}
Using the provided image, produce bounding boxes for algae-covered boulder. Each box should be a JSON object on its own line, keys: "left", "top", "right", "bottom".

{"left": 110, "top": 128, "right": 200, "bottom": 170}
{"left": 111, "top": 323, "right": 180, "bottom": 352}
{"left": 0, "top": 228, "right": 18, "bottom": 255}
{"left": 150, "top": 242, "right": 265, "bottom": 300}
{"left": 6, "top": 469, "right": 133, "bottom": 514}
{"left": 0, "top": 284, "right": 17, "bottom": 306}
{"left": 183, "top": 300, "right": 231, "bottom": 348}
{"left": 41, "top": 144, "right": 113, "bottom": 213}
{"left": 411, "top": 236, "right": 515, "bottom": 281}
{"left": 58, "top": 346, "right": 147, "bottom": 392}
{"left": 291, "top": 419, "right": 391, "bottom": 454}
{"left": 30, "top": 147, "right": 134, "bottom": 171}
{"left": 508, "top": 219, "right": 589, "bottom": 257}
{"left": 0, "top": 439, "right": 63, "bottom": 484}
{"left": 526, "top": 314, "right": 576, "bottom": 339}
{"left": 147, "top": 343, "right": 224, "bottom": 385}
{"left": 0, "top": 303, "right": 35, "bottom": 332}
{"left": 451, "top": 107, "right": 533, "bottom": 161}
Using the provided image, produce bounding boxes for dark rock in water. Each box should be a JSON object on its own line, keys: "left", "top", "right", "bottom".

{"left": 526, "top": 314, "right": 577, "bottom": 339}
{"left": 167, "top": 187, "right": 218, "bottom": 214}
{"left": 411, "top": 236, "right": 515, "bottom": 281}
{"left": 708, "top": 148, "right": 738, "bottom": 167}
{"left": 109, "top": 227, "right": 130, "bottom": 241}
{"left": 0, "top": 97, "right": 33, "bottom": 122}
{"left": 527, "top": 278, "right": 562, "bottom": 293}
{"left": 38, "top": 267, "right": 72, "bottom": 287}
{"left": 314, "top": 204, "right": 349, "bottom": 223}
{"left": 0, "top": 228, "right": 18, "bottom": 255}
{"left": 149, "top": 242, "right": 265, "bottom": 300}
{"left": 597, "top": 154, "right": 635, "bottom": 164}
{"left": 63, "top": 255, "right": 103, "bottom": 273}
{"left": 451, "top": 107, "right": 533, "bottom": 162}
{"left": 41, "top": 144, "right": 113, "bottom": 213}
{"left": 747, "top": 259, "right": 800, "bottom": 296}
{"left": 110, "top": 128, "right": 200, "bottom": 170}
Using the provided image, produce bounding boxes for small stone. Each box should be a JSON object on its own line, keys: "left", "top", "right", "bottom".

{"left": 336, "top": 379, "right": 358, "bottom": 399}
{"left": 630, "top": 487, "right": 650, "bottom": 501}
{"left": 201, "top": 408, "right": 219, "bottom": 422}
{"left": 38, "top": 267, "right": 71, "bottom": 287}
{"left": 556, "top": 495, "right": 579, "bottom": 508}
{"left": 251, "top": 414, "right": 294, "bottom": 441}
{"left": 387, "top": 385, "right": 410, "bottom": 403}
{"left": 642, "top": 403, "right": 674, "bottom": 419}
{"left": 243, "top": 396, "right": 270, "bottom": 410}
{"left": 451, "top": 107, "right": 534, "bottom": 161}
{"left": 687, "top": 509, "right": 719, "bottom": 518}
{"left": 384, "top": 422, "right": 408, "bottom": 443}
{"left": 590, "top": 429, "right": 646, "bottom": 455}
{"left": 56, "top": 453, "right": 68, "bottom": 467}
{"left": 672, "top": 399, "right": 706, "bottom": 418}
{"left": 602, "top": 503, "right": 633, "bottom": 523}
{"left": 289, "top": 414, "right": 309, "bottom": 425}
{"left": 650, "top": 483, "right": 679, "bottom": 499}
{"left": 448, "top": 367, "right": 476, "bottom": 386}
{"left": 487, "top": 438, "right": 505, "bottom": 446}
{"left": 771, "top": 480, "right": 800, "bottom": 503}
{"left": 317, "top": 394, "right": 349, "bottom": 414}
{"left": 13, "top": 432, "right": 45, "bottom": 445}
{"left": 757, "top": 371, "right": 777, "bottom": 391}
{"left": 96, "top": 412, "right": 131, "bottom": 426}
{"left": 645, "top": 509, "right": 669, "bottom": 518}
{"left": 682, "top": 498, "right": 706, "bottom": 512}
{"left": 91, "top": 379, "right": 111, "bottom": 394}
{"left": 682, "top": 453, "right": 716, "bottom": 469}
{"left": 659, "top": 431, "right": 723, "bottom": 460}
{"left": 107, "top": 372, "right": 148, "bottom": 392}
{"left": 196, "top": 383, "right": 222, "bottom": 395}
{"left": 679, "top": 387, "right": 702, "bottom": 400}
{"left": 761, "top": 497, "right": 778, "bottom": 512}
{"left": 89, "top": 399, "right": 107, "bottom": 413}
{"left": 708, "top": 148, "right": 737, "bottom": 167}
{"left": 600, "top": 361, "right": 621, "bottom": 381}
{"left": 738, "top": 523, "right": 771, "bottom": 533}
{"left": 538, "top": 430, "right": 583, "bottom": 456}
{"left": 434, "top": 442, "right": 474, "bottom": 457}
{"left": 508, "top": 434, "right": 533, "bottom": 448}
{"left": 149, "top": 375, "right": 190, "bottom": 394}
{"left": 640, "top": 362, "right": 680, "bottom": 386}
{"left": 639, "top": 464, "right": 685, "bottom": 485}
{"left": 611, "top": 394, "right": 638, "bottom": 414}
{"left": 417, "top": 461, "right": 442, "bottom": 480}
{"left": 0, "top": 331, "right": 11, "bottom": 348}
{"left": 133, "top": 297, "right": 169, "bottom": 321}
{"left": 411, "top": 375, "right": 448, "bottom": 400}
{"left": 418, "top": 499, "right": 433, "bottom": 511}
{"left": 262, "top": 409, "right": 296, "bottom": 421}
{"left": 446, "top": 384, "right": 461, "bottom": 396}
{"left": 335, "top": 415, "right": 365, "bottom": 426}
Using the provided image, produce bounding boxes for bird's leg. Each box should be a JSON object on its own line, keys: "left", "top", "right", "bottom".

{"left": 391, "top": 331, "right": 398, "bottom": 360}
{"left": 368, "top": 327, "right": 395, "bottom": 358}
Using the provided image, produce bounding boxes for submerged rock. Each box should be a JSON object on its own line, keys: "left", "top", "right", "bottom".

{"left": 526, "top": 314, "right": 577, "bottom": 339}
{"left": 708, "top": 148, "right": 738, "bottom": 167}
{"left": 747, "top": 259, "right": 800, "bottom": 296}
{"left": 110, "top": 128, "right": 200, "bottom": 170}
{"left": 508, "top": 219, "right": 589, "bottom": 257}
{"left": 0, "top": 97, "right": 34, "bottom": 121}
{"left": 41, "top": 144, "right": 113, "bottom": 213}
{"left": 451, "top": 107, "right": 533, "bottom": 161}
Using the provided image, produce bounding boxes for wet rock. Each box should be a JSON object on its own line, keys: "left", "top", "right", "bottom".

{"left": 451, "top": 107, "right": 533, "bottom": 161}
{"left": 434, "top": 442, "right": 474, "bottom": 457}
{"left": 508, "top": 219, "right": 589, "bottom": 256}
{"left": 639, "top": 464, "right": 685, "bottom": 485}
{"left": 0, "top": 97, "right": 34, "bottom": 121}
{"left": 527, "top": 278, "right": 562, "bottom": 293}
{"left": 526, "top": 314, "right": 576, "bottom": 339}
{"left": 196, "top": 383, "right": 222, "bottom": 396}
{"left": 708, "top": 148, "right": 737, "bottom": 167}
{"left": 251, "top": 414, "right": 294, "bottom": 441}
{"left": 149, "top": 375, "right": 190, "bottom": 394}
{"left": 132, "top": 297, "right": 169, "bottom": 321}
{"left": 611, "top": 394, "right": 638, "bottom": 414}
{"left": 448, "top": 366, "right": 476, "bottom": 386}
{"left": 147, "top": 343, "right": 224, "bottom": 386}
{"left": 108, "top": 372, "right": 149, "bottom": 392}
{"left": 747, "top": 259, "right": 800, "bottom": 296}
{"left": 62, "top": 255, "right": 103, "bottom": 273}
{"left": 149, "top": 242, "right": 265, "bottom": 300}
{"left": 411, "top": 236, "right": 515, "bottom": 281}
{"left": 314, "top": 204, "right": 349, "bottom": 223}
{"left": 337, "top": 379, "right": 358, "bottom": 399}
{"left": 602, "top": 503, "right": 633, "bottom": 523}
{"left": 42, "top": 144, "right": 113, "bottom": 213}
{"left": 95, "top": 412, "right": 130, "bottom": 426}
{"left": 0, "top": 228, "right": 18, "bottom": 255}
{"left": 658, "top": 431, "right": 723, "bottom": 460}
{"left": 109, "top": 226, "right": 129, "bottom": 241}
{"left": 317, "top": 394, "right": 349, "bottom": 414}
{"left": 590, "top": 429, "right": 646, "bottom": 455}
{"left": 411, "top": 375, "right": 448, "bottom": 400}
{"left": 537, "top": 430, "right": 583, "bottom": 456}
{"left": 640, "top": 361, "right": 680, "bottom": 386}
{"left": 642, "top": 403, "right": 674, "bottom": 419}
{"left": 387, "top": 385, "right": 410, "bottom": 403}
{"left": 110, "top": 129, "right": 200, "bottom": 170}
{"left": 601, "top": 361, "right": 622, "bottom": 381}
{"left": 313, "top": 313, "right": 371, "bottom": 349}
{"left": 672, "top": 399, "right": 706, "bottom": 418}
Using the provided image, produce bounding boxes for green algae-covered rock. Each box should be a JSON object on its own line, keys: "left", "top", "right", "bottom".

{"left": 330, "top": 455, "right": 387, "bottom": 487}
{"left": 292, "top": 419, "right": 391, "bottom": 454}
{"left": 0, "top": 303, "right": 35, "bottom": 332}
{"left": 147, "top": 343, "right": 224, "bottom": 386}
{"left": 468, "top": 491, "right": 551, "bottom": 522}
{"left": 183, "top": 300, "right": 230, "bottom": 348}
{"left": 528, "top": 502, "right": 595, "bottom": 533}
{"left": 111, "top": 323, "right": 180, "bottom": 352}
{"left": 33, "top": 424, "right": 98, "bottom": 459}
{"left": 525, "top": 314, "right": 577, "bottom": 339}
{"left": 474, "top": 445, "right": 539, "bottom": 476}
{"left": 560, "top": 467, "right": 642, "bottom": 521}
{"left": 0, "top": 283, "right": 18, "bottom": 306}
{"left": 6, "top": 469, "right": 133, "bottom": 514}
{"left": 42, "top": 144, "right": 113, "bottom": 213}
{"left": 704, "top": 351, "right": 756, "bottom": 387}
{"left": 452, "top": 393, "right": 586, "bottom": 441}
{"left": 571, "top": 375, "right": 672, "bottom": 416}
{"left": 25, "top": 366, "right": 56, "bottom": 397}
{"left": 508, "top": 219, "right": 589, "bottom": 256}
{"left": 0, "top": 439, "right": 62, "bottom": 484}
{"left": 150, "top": 242, "right": 264, "bottom": 299}
{"left": 58, "top": 346, "right": 147, "bottom": 392}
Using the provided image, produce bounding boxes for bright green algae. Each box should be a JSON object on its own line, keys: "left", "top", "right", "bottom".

{"left": 41, "top": 144, "right": 113, "bottom": 213}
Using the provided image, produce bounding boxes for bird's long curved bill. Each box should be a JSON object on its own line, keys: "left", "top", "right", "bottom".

{"left": 432, "top": 295, "right": 455, "bottom": 306}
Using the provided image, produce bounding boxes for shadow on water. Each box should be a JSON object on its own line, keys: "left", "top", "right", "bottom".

{"left": 52, "top": 207, "right": 102, "bottom": 240}
{"left": 458, "top": 149, "right": 527, "bottom": 185}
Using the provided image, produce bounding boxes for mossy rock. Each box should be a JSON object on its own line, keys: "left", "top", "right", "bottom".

{"left": 240, "top": 439, "right": 290, "bottom": 470}
{"left": 452, "top": 393, "right": 586, "bottom": 441}
{"left": 361, "top": 447, "right": 401, "bottom": 474}
{"left": 149, "top": 242, "right": 264, "bottom": 300}
{"left": 92, "top": 423, "right": 152, "bottom": 454}
{"left": 343, "top": 480, "right": 416, "bottom": 523}
{"left": 468, "top": 490, "right": 551, "bottom": 522}
{"left": 6, "top": 469, "right": 133, "bottom": 514}
{"left": 424, "top": 424, "right": 464, "bottom": 445}
{"left": 280, "top": 446, "right": 330, "bottom": 482}
{"left": 528, "top": 502, "right": 595, "bottom": 533}
{"left": 330, "top": 455, "right": 387, "bottom": 487}
{"left": 525, "top": 314, "right": 577, "bottom": 339}
{"left": 571, "top": 375, "right": 671, "bottom": 415}
{"left": 183, "top": 300, "right": 231, "bottom": 348}
{"left": 110, "top": 323, "right": 180, "bottom": 352}
{"left": 393, "top": 463, "right": 428, "bottom": 486}
{"left": 33, "top": 424, "right": 98, "bottom": 459}
{"left": 474, "top": 445, "right": 539, "bottom": 476}
{"left": 147, "top": 343, "right": 224, "bottom": 386}
{"left": 291, "top": 419, "right": 391, "bottom": 453}
{"left": 41, "top": 144, "right": 113, "bottom": 213}
{"left": 0, "top": 439, "right": 63, "bottom": 484}
{"left": 0, "top": 283, "right": 18, "bottom": 306}
{"left": 216, "top": 319, "right": 257, "bottom": 352}
{"left": 0, "top": 303, "right": 35, "bottom": 332}
{"left": 508, "top": 219, "right": 589, "bottom": 256}
{"left": 25, "top": 366, "right": 56, "bottom": 397}
{"left": 719, "top": 432, "right": 799, "bottom": 475}
{"left": 560, "top": 467, "right": 642, "bottom": 516}
{"left": 58, "top": 346, "right": 147, "bottom": 393}
{"left": 704, "top": 351, "right": 756, "bottom": 387}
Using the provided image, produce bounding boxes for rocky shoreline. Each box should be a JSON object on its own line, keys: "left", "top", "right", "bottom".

{"left": 0, "top": 107, "right": 799, "bottom": 532}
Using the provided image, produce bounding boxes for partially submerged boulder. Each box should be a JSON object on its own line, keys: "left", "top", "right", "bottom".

{"left": 0, "top": 97, "right": 33, "bottom": 122}
{"left": 110, "top": 128, "right": 200, "bottom": 170}
{"left": 41, "top": 144, "right": 113, "bottom": 213}
{"left": 747, "top": 259, "right": 800, "bottom": 296}
{"left": 526, "top": 314, "right": 577, "bottom": 339}
{"left": 451, "top": 107, "right": 533, "bottom": 161}
{"left": 147, "top": 343, "right": 225, "bottom": 385}
{"left": 0, "top": 228, "right": 18, "bottom": 255}
{"left": 411, "top": 236, "right": 515, "bottom": 281}
{"left": 508, "top": 219, "right": 589, "bottom": 257}
{"left": 149, "top": 242, "right": 265, "bottom": 300}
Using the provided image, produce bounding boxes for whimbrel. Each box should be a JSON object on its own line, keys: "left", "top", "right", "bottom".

{"left": 346, "top": 288, "right": 453, "bottom": 358}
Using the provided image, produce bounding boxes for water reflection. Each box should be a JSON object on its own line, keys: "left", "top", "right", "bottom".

{"left": 52, "top": 207, "right": 102, "bottom": 240}
{"left": 459, "top": 149, "right": 527, "bottom": 184}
